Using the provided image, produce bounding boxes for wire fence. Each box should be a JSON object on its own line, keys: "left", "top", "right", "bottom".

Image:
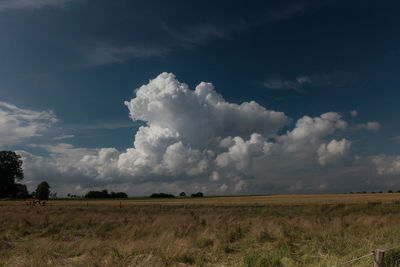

{"left": 334, "top": 245, "right": 400, "bottom": 267}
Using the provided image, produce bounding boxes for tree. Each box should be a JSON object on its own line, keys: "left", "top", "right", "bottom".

{"left": 191, "top": 192, "right": 204, "bottom": 197}
{"left": 149, "top": 193, "right": 175, "bottom": 198}
{"left": 85, "top": 189, "right": 128, "bottom": 199}
{"left": 179, "top": 192, "right": 186, "bottom": 197}
{"left": 0, "top": 151, "right": 24, "bottom": 197}
{"left": 14, "top": 184, "right": 29, "bottom": 198}
{"left": 35, "top": 181, "right": 50, "bottom": 200}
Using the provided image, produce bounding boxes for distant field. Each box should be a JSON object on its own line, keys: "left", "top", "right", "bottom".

{"left": 1, "top": 194, "right": 400, "bottom": 266}
{"left": 3, "top": 193, "right": 400, "bottom": 206}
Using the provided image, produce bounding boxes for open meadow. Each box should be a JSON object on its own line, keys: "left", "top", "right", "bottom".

{"left": 2, "top": 194, "right": 400, "bottom": 266}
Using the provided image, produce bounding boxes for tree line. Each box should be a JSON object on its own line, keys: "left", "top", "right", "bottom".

{"left": 149, "top": 192, "right": 204, "bottom": 198}
{"left": 85, "top": 189, "right": 128, "bottom": 198}
{"left": 2, "top": 150, "right": 204, "bottom": 200}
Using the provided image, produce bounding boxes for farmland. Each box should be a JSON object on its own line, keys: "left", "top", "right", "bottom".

{"left": 1, "top": 194, "right": 400, "bottom": 266}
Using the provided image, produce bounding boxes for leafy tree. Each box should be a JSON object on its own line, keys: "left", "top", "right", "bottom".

{"left": 14, "top": 184, "right": 29, "bottom": 198}
{"left": 35, "top": 181, "right": 50, "bottom": 200}
{"left": 0, "top": 151, "right": 24, "bottom": 197}
{"left": 179, "top": 192, "right": 186, "bottom": 197}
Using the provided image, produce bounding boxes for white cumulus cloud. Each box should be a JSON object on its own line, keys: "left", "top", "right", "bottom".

{"left": 317, "top": 139, "right": 351, "bottom": 166}
{"left": 16, "top": 73, "right": 382, "bottom": 196}
{"left": 372, "top": 155, "right": 400, "bottom": 175}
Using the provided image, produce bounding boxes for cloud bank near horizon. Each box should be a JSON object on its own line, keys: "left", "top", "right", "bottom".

{"left": 2, "top": 73, "right": 392, "bottom": 196}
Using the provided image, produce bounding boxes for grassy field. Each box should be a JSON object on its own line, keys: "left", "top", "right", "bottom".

{"left": 1, "top": 194, "right": 400, "bottom": 266}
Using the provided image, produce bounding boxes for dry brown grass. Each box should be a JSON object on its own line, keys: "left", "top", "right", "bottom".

{"left": 1, "top": 194, "right": 400, "bottom": 266}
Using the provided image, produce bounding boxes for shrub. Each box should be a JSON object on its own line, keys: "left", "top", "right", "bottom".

{"left": 191, "top": 192, "right": 204, "bottom": 197}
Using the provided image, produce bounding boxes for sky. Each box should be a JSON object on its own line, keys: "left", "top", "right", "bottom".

{"left": 1, "top": 0, "right": 400, "bottom": 196}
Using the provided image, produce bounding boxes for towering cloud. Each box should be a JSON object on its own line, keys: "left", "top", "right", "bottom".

{"left": 17, "top": 73, "right": 374, "bottom": 195}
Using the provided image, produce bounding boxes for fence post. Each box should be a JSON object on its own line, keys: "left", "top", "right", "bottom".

{"left": 120, "top": 201, "right": 122, "bottom": 209}
{"left": 373, "top": 249, "right": 385, "bottom": 267}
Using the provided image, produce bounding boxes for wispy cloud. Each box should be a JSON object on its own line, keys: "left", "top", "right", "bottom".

{"left": 0, "top": 101, "right": 58, "bottom": 146}
{"left": 393, "top": 136, "right": 400, "bottom": 142}
{"left": 354, "top": 122, "right": 380, "bottom": 131}
{"left": 0, "top": 0, "right": 74, "bottom": 12}
{"left": 263, "top": 76, "right": 310, "bottom": 93}
{"left": 263, "top": 74, "right": 334, "bottom": 93}
{"left": 266, "top": 2, "right": 308, "bottom": 22}
{"left": 80, "top": 2, "right": 313, "bottom": 66}
{"left": 161, "top": 20, "right": 247, "bottom": 48}
{"left": 65, "top": 121, "right": 137, "bottom": 131}
{"left": 53, "top": 134, "right": 74, "bottom": 140}
{"left": 162, "top": 2, "right": 309, "bottom": 48}
{"left": 82, "top": 42, "right": 169, "bottom": 67}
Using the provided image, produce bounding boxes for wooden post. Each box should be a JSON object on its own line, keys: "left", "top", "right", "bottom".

{"left": 119, "top": 201, "right": 122, "bottom": 209}
{"left": 86, "top": 201, "right": 88, "bottom": 207}
{"left": 374, "top": 249, "right": 385, "bottom": 267}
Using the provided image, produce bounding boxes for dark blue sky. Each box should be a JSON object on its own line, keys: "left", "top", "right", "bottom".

{"left": 1, "top": 0, "right": 399, "bottom": 195}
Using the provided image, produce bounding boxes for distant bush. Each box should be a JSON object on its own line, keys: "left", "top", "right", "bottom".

{"left": 149, "top": 193, "right": 175, "bottom": 198}
{"left": 85, "top": 189, "right": 128, "bottom": 199}
{"left": 191, "top": 192, "right": 204, "bottom": 197}
{"left": 179, "top": 192, "right": 186, "bottom": 197}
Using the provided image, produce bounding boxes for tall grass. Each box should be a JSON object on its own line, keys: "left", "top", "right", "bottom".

{"left": 1, "top": 201, "right": 400, "bottom": 266}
